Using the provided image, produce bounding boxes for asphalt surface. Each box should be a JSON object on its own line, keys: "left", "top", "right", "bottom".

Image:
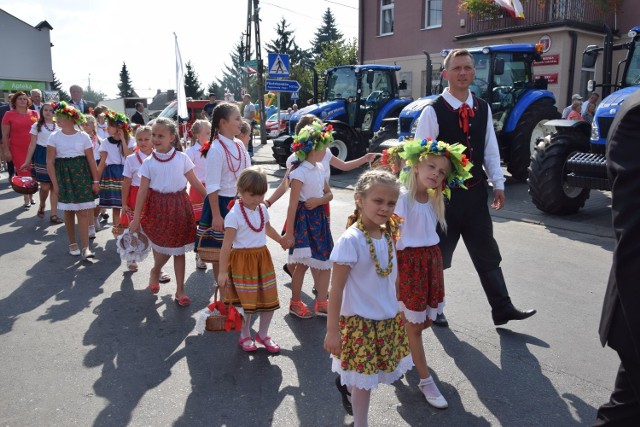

{"left": 0, "top": 140, "right": 617, "bottom": 426}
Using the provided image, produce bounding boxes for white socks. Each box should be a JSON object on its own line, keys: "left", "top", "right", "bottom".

{"left": 418, "top": 376, "right": 448, "bottom": 409}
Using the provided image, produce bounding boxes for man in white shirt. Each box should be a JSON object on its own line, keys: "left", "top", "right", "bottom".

{"left": 414, "top": 49, "right": 536, "bottom": 327}
{"left": 29, "top": 89, "right": 43, "bottom": 114}
{"left": 69, "top": 85, "right": 95, "bottom": 114}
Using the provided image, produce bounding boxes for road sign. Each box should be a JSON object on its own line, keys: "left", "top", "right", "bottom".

{"left": 265, "top": 79, "right": 301, "bottom": 93}
{"left": 291, "top": 92, "right": 299, "bottom": 100}
{"left": 245, "top": 59, "right": 258, "bottom": 68}
{"left": 268, "top": 53, "right": 290, "bottom": 78}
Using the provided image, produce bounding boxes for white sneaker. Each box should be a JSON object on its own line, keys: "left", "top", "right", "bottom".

{"left": 195, "top": 254, "right": 207, "bottom": 270}
{"left": 88, "top": 225, "right": 96, "bottom": 239}
{"left": 419, "top": 376, "right": 448, "bottom": 409}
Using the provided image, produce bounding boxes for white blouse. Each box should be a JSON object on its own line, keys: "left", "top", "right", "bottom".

{"left": 30, "top": 122, "right": 56, "bottom": 147}
{"left": 224, "top": 202, "right": 270, "bottom": 249}
{"left": 185, "top": 142, "right": 207, "bottom": 183}
{"left": 204, "top": 135, "right": 250, "bottom": 197}
{"left": 99, "top": 137, "right": 136, "bottom": 165}
{"left": 47, "top": 130, "right": 92, "bottom": 158}
{"left": 330, "top": 225, "right": 399, "bottom": 321}
{"left": 288, "top": 161, "right": 326, "bottom": 202}
{"left": 122, "top": 151, "right": 149, "bottom": 187}
{"left": 139, "top": 149, "right": 195, "bottom": 193}
{"left": 394, "top": 191, "right": 440, "bottom": 250}
{"left": 286, "top": 149, "right": 332, "bottom": 183}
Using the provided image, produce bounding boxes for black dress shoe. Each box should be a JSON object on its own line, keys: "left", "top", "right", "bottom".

{"left": 433, "top": 312, "right": 449, "bottom": 327}
{"left": 492, "top": 306, "right": 537, "bottom": 326}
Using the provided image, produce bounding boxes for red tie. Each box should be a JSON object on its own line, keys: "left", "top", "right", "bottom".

{"left": 458, "top": 103, "right": 475, "bottom": 134}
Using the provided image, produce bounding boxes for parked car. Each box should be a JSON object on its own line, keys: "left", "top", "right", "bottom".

{"left": 265, "top": 111, "right": 290, "bottom": 139}
{"left": 156, "top": 99, "right": 209, "bottom": 138}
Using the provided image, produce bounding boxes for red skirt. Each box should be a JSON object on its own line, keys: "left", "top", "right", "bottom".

{"left": 189, "top": 184, "right": 205, "bottom": 222}
{"left": 397, "top": 245, "right": 445, "bottom": 323}
{"left": 119, "top": 185, "right": 139, "bottom": 227}
{"left": 141, "top": 189, "right": 196, "bottom": 255}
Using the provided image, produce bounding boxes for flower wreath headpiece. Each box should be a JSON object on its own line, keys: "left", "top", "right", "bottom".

{"left": 103, "top": 109, "right": 132, "bottom": 133}
{"left": 399, "top": 138, "right": 474, "bottom": 199}
{"left": 378, "top": 145, "right": 405, "bottom": 175}
{"left": 290, "top": 122, "right": 334, "bottom": 162}
{"left": 52, "top": 101, "right": 86, "bottom": 125}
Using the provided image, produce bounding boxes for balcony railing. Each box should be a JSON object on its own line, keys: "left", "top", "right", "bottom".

{"left": 462, "top": 0, "right": 616, "bottom": 37}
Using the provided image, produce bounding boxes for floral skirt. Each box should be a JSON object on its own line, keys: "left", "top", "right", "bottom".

{"left": 331, "top": 312, "right": 413, "bottom": 390}
{"left": 288, "top": 202, "right": 333, "bottom": 270}
{"left": 32, "top": 145, "right": 51, "bottom": 183}
{"left": 397, "top": 246, "right": 445, "bottom": 324}
{"left": 195, "top": 194, "right": 234, "bottom": 250}
{"left": 189, "top": 184, "right": 205, "bottom": 222}
{"left": 99, "top": 164, "right": 124, "bottom": 208}
{"left": 119, "top": 185, "right": 139, "bottom": 227}
{"left": 141, "top": 189, "right": 195, "bottom": 255}
{"left": 224, "top": 246, "right": 279, "bottom": 314}
{"left": 55, "top": 156, "right": 97, "bottom": 211}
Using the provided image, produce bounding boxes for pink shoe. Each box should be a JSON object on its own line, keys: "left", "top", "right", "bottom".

{"left": 255, "top": 333, "right": 281, "bottom": 353}
{"left": 238, "top": 336, "right": 257, "bottom": 352}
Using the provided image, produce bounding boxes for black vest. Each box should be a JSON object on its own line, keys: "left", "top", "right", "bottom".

{"left": 432, "top": 94, "right": 488, "bottom": 184}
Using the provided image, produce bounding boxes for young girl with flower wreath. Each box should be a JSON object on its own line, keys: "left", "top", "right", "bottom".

{"left": 217, "top": 167, "right": 286, "bottom": 352}
{"left": 120, "top": 125, "right": 153, "bottom": 272}
{"left": 82, "top": 114, "right": 105, "bottom": 236}
{"left": 46, "top": 102, "right": 100, "bottom": 259}
{"left": 324, "top": 169, "right": 413, "bottom": 425}
{"left": 97, "top": 109, "right": 135, "bottom": 231}
{"left": 195, "top": 103, "right": 250, "bottom": 282}
{"left": 281, "top": 122, "right": 334, "bottom": 318}
{"left": 185, "top": 119, "right": 211, "bottom": 270}
{"left": 394, "top": 138, "right": 473, "bottom": 409}
{"left": 20, "top": 102, "right": 62, "bottom": 223}
{"left": 128, "top": 117, "right": 207, "bottom": 307}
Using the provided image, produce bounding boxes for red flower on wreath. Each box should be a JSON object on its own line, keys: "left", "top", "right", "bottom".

{"left": 461, "top": 154, "right": 468, "bottom": 166}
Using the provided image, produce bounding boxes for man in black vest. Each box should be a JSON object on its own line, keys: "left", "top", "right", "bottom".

{"left": 594, "top": 89, "right": 640, "bottom": 425}
{"left": 414, "top": 49, "right": 536, "bottom": 327}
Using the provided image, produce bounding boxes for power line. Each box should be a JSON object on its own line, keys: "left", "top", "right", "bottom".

{"left": 324, "top": 0, "right": 358, "bottom": 10}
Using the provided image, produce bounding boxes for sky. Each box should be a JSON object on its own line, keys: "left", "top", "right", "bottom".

{"left": 0, "top": 0, "right": 358, "bottom": 100}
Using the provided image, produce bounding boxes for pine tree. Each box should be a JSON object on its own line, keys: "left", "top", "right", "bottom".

{"left": 184, "top": 61, "right": 205, "bottom": 99}
{"left": 118, "top": 62, "right": 135, "bottom": 97}
{"left": 266, "top": 17, "right": 304, "bottom": 65}
{"left": 50, "top": 72, "right": 69, "bottom": 102}
{"left": 83, "top": 87, "right": 106, "bottom": 104}
{"left": 217, "top": 37, "right": 250, "bottom": 101}
{"left": 207, "top": 81, "right": 221, "bottom": 98}
{"left": 311, "top": 8, "right": 344, "bottom": 57}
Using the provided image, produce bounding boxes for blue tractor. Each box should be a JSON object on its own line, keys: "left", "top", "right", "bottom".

{"left": 271, "top": 64, "right": 412, "bottom": 171}
{"left": 378, "top": 44, "right": 560, "bottom": 181}
{"left": 527, "top": 26, "right": 640, "bottom": 214}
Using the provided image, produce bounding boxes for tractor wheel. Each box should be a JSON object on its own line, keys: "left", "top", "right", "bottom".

{"left": 527, "top": 133, "right": 590, "bottom": 215}
{"left": 507, "top": 98, "right": 560, "bottom": 181}
{"left": 328, "top": 137, "right": 350, "bottom": 175}
{"left": 369, "top": 127, "right": 398, "bottom": 153}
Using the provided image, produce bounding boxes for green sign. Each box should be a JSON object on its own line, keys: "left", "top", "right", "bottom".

{"left": 245, "top": 60, "right": 258, "bottom": 68}
{"left": 0, "top": 80, "right": 46, "bottom": 91}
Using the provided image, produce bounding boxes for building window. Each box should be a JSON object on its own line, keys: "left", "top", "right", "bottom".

{"left": 424, "top": 0, "right": 442, "bottom": 29}
{"left": 380, "top": 0, "right": 394, "bottom": 36}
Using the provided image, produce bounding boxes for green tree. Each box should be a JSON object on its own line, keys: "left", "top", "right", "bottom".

{"left": 217, "top": 37, "right": 253, "bottom": 101}
{"left": 184, "top": 61, "right": 205, "bottom": 99}
{"left": 207, "top": 81, "right": 222, "bottom": 98}
{"left": 266, "top": 17, "right": 305, "bottom": 64}
{"left": 118, "top": 62, "right": 135, "bottom": 97}
{"left": 311, "top": 8, "right": 344, "bottom": 58}
{"left": 50, "top": 72, "right": 69, "bottom": 102}
{"left": 83, "top": 86, "right": 106, "bottom": 104}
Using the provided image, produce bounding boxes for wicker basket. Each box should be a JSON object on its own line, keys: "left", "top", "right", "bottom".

{"left": 196, "top": 228, "right": 220, "bottom": 263}
{"left": 205, "top": 288, "right": 229, "bottom": 332}
{"left": 11, "top": 176, "right": 38, "bottom": 195}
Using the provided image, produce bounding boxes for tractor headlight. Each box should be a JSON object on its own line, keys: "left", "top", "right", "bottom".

{"left": 591, "top": 121, "right": 600, "bottom": 140}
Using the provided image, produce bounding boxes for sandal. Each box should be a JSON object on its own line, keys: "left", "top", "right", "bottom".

{"left": 68, "top": 243, "right": 80, "bottom": 256}
{"left": 148, "top": 283, "right": 160, "bottom": 294}
{"left": 82, "top": 248, "right": 95, "bottom": 260}
{"left": 174, "top": 294, "right": 191, "bottom": 307}
{"left": 238, "top": 336, "right": 257, "bottom": 352}
{"left": 289, "top": 299, "right": 313, "bottom": 319}
{"left": 127, "top": 261, "right": 138, "bottom": 272}
{"left": 37, "top": 205, "right": 45, "bottom": 218}
{"left": 255, "top": 333, "right": 280, "bottom": 353}
{"left": 159, "top": 271, "right": 171, "bottom": 283}
{"left": 335, "top": 377, "right": 353, "bottom": 415}
{"left": 50, "top": 215, "right": 63, "bottom": 224}
{"left": 314, "top": 299, "right": 328, "bottom": 317}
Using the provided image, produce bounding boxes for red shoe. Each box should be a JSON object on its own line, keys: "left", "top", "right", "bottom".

{"left": 289, "top": 299, "right": 313, "bottom": 319}
{"left": 238, "top": 336, "right": 257, "bottom": 352}
{"left": 255, "top": 333, "right": 281, "bottom": 353}
{"left": 314, "top": 299, "right": 328, "bottom": 317}
{"left": 174, "top": 294, "right": 191, "bottom": 307}
{"left": 148, "top": 283, "right": 160, "bottom": 294}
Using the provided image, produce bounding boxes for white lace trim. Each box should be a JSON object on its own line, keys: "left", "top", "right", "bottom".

{"left": 194, "top": 308, "right": 212, "bottom": 335}
{"left": 330, "top": 354, "right": 414, "bottom": 390}
{"left": 150, "top": 242, "right": 194, "bottom": 256}
{"left": 288, "top": 253, "right": 332, "bottom": 270}
{"left": 399, "top": 300, "right": 445, "bottom": 323}
{"left": 116, "top": 230, "right": 151, "bottom": 262}
{"left": 58, "top": 200, "right": 98, "bottom": 211}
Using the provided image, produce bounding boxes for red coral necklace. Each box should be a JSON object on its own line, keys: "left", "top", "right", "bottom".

{"left": 152, "top": 148, "right": 176, "bottom": 163}
{"left": 217, "top": 137, "right": 247, "bottom": 179}
{"left": 239, "top": 200, "right": 264, "bottom": 232}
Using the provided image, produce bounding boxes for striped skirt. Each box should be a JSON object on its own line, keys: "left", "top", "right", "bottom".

{"left": 224, "top": 246, "right": 279, "bottom": 314}
{"left": 99, "top": 164, "right": 124, "bottom": 208}
{"left": 195, "top": 194, "right": 234, "bottom": 250}
{"left": 32, "top": 144, "right": 51, "bottom": 183}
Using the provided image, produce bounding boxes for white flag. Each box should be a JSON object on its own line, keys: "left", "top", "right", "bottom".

{"left": 494, "top": 0, "right": 525, "bottom": 19}
{"left": 174, "top": 33, "right": 188, "bottom": 120}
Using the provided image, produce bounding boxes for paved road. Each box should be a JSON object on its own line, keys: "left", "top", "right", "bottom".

{"left": 0, "top": 141, "right": 617, "bottom": 426}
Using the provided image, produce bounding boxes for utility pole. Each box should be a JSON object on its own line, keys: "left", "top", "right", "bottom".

{"left": 244, "top": 0, "right": 252, "bottom": 96}
{"left": 253, "top": 0, "right": 267, "bottom": 146}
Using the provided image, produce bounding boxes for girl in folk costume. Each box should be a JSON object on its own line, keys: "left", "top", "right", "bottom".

{"left": 46, "top": 102, "right": 100, "bottom": 259}
{"left": 20, "top": 102, "right": 62, "bottom": 223}
{"left": 324, "top": 169, "right": 413, "bottom": 426}
{"left": 281, "top": 122, "right": 334, "bottom": 318}
{"left": 195, "top": 103, "right": 250, "bottom": 280}
{"left": 185, "top": 119, "right": 210, "bottom": 270}
{"left": 395, "top": 138, "right": 473, "bottom": 409}
{"left": 94, "top": 106, "right": 109, "bottom": 140}
{"left": 82, "top": 115, "right": 103, "bottom": 238}
{"left": 218, "top": 167, "right": 286, "bottom": 352}
{"left": 129, "top": 118, "right": 207, "bottom": 307}
{"left": 97, "top": 109, "right": 135, "bottom": 230}
{"left": 120, "top": 125, "right": 153, "bottom": 272}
